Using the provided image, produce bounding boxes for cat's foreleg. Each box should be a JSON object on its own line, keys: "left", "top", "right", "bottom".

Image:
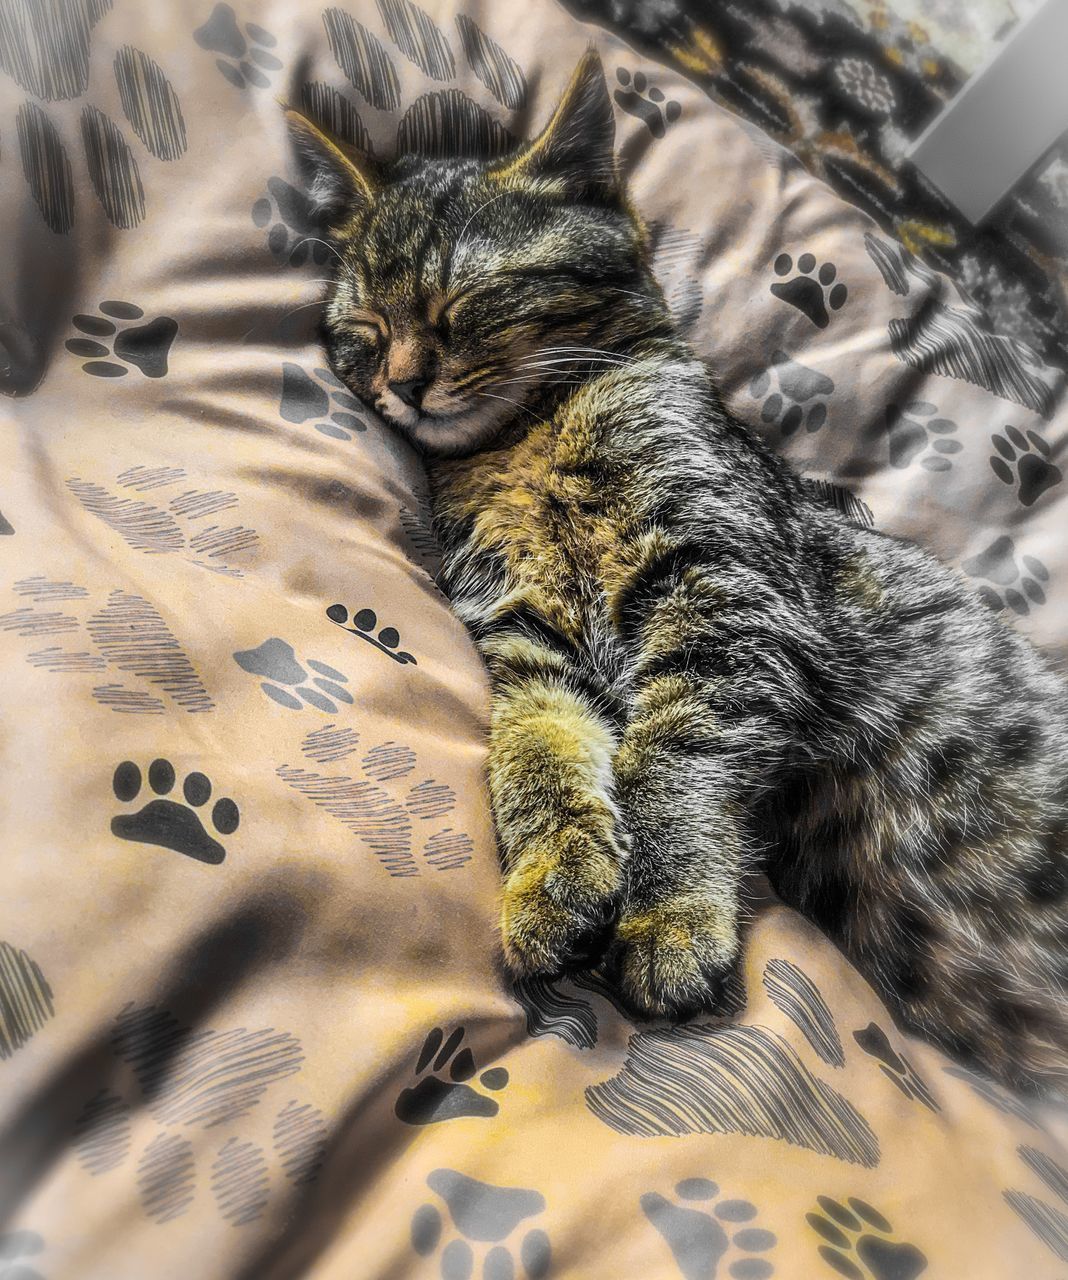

{"left": 610, "top": 673, "right": 756, "bottom": 1017}
{"left": 484, "top": 634, "right": 629, "bottom": 977}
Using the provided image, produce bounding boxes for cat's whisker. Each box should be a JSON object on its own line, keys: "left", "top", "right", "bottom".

{"left": 453, "top": 191, "right": 514, "bottom": 260}
{"left": 290, "top": 238, "right": 346, "bottom": 267}
{"left": 474, "top": 390, "right": 542, "bottom": 424}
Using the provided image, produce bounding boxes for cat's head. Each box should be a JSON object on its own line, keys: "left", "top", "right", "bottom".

{"left": 286, "top": 52, "right": 660, "bottom": 457}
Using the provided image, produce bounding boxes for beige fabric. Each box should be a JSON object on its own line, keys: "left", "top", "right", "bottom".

{"left": 1, "top": 2, "right": 1066, "bottom": 1277}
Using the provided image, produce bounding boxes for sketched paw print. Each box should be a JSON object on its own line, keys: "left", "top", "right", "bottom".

{"left": 395, "top": 1027, "right": 508, "bottom": 1125}
{"left": 279, "top": 363, "right": 367, "bottom": 440}
{"left": 73, "top": 1003, "right": 325, "bottom": 1226}
{"left": 412, "top": 1170, "right": 551, "bottom": 1279}
{"left": 807, "top": 1196, "right": 927, "bottom": 1279}
{"left": 614, "top": 67, "right": 681, "bottom": 138}
{"left": 193, "top": 3, "right": 281, "bottom": 89}
{"left": 750, "top": 349, "right": 834, "bottom": 436}
{"left": 853, "top": 1023, "right": 939, "bottom": 1112}
{"left": 881, "top": 402, "right": 960, "bottom": 471}
{"left": 327, "top": 604, "right": 416, "bottom": 665}
{"left": 111, "top": 758, "right": 239, "bottom": 865}
{"left": 278, "top": 726, "right": 472, "bottom": 878}
{"left": 233, "top": 638, "right": 353, "bottom": 713}
{"left": 642, "top": 1178, "right": 777, "bottom": 1279}
{"left": 771, "top": 253, "right": 848, "bottom": 328}
{"left": 65, "top": 302, "right": 178, "bottom": 378}
{"left": 6, "top": 10, "right": 186, "bottom": 234}
{"left": 989, "top": 426, "right": 1063, "bottom": 507}
{"left": 962, "top": 535, "right": 1050, "bottom": 616}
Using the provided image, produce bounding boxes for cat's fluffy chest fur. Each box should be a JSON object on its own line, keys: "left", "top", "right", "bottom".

{"left": 428, "top": 349, "right": 798, "bottom": 684}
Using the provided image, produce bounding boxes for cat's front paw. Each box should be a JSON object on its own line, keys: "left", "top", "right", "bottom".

{"left": 501, "top": 825, "right": 626, "bottom": 977}
{"left": 610, "top": 894, "right": 740, "bottom": 1018}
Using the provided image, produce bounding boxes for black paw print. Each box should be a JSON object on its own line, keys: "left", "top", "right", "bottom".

{"left": 193, "top": 3, "right": 281, "bottom": 89}
{"left": 279, "top": 363, "right": 367, "bottom": 440}
{"left": 111, "top": 759, "right": 239, "bottom": 865}
{"left": 394, "top": 1027, "right": 509, "bottom": 1125}
{"left": 412, "top": 1169, "right": 551, "bottom": 1279}
{"left": 614, "top": 67, "right": 681, "bottom": 138}
{"left": 65, "top": 302, "right": 177, "bottom": 379}
{"left": 989, "top": 426, "right": 1063, "bottom": 507}
{"left": 771, "top": 253, "right": 848, "bottom": 328}
{"left": 232, "top": 637, "right": 353, "bottom": 713}
{"left": 881, "top": 402, "right": 960, "bottom": 471}
{"left": 807, "top": 1196, "right": 926, "bottom": 1279}
{"left": 750, "top": 348, "right": 834, "bottom": 436}
{"left": 642, "top": 1177, "right": 776, "bottom": 1280}
{"left": 327, "top": 604, "right": 416, "bottom": 665}
{"left": 0, "top": 1230, "right": 45, "bottom": 1279}
{"left": 962, "top": 535, "right": 1050, "bottom": 616}
{"left": 853, "top": 1023, "right": 939, "bottom": 1112}
{"left": 252, "top": 177, "right": 333, "bottom": 269}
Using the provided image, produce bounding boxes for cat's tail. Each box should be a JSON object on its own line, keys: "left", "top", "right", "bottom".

{"left": 889, "top": 907, "right": 1068, "bottom": 1099}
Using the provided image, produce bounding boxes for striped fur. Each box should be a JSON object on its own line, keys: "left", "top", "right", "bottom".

{"left": 294, "top": 52, "right": 1068, "bottom": 1093}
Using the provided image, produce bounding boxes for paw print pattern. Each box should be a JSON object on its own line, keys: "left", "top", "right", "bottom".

{"left": 0, "top": 1230, "right": 45, "bottom": 1280}
{"left": 881, "top": 402, "right": 960, "bottom": 471}
{"left": 0, "top": 941, "right": 54, "bottom": 1061}
{"left": 642, "top": 1177, "right": 777, "bottom": 1279}
{"left": 193, "top": 3, "right": 281, "bottom": 89}
{"left": 750, "top": 350, "right": 834, "bottom": 437}
{"left": 771, "top": 253, "right": 848, "bottom": 329}
{"left": 6, "top": 5, "right": 186, "bottom": 233}
{"left": 614, "top": 67, "right": 681, "bottom": 138}
{"left": 327, "top": 604, "right": 417, "bottom": 665}
{"left": 66, "top": 465, "right": 258, "bottom": 577}
{"left": 72, "top": 1003, "right": 326, "bottom": 1226}
{"left": 853, "top": 1024, "right": 939, "bottom": 1112}
{"left": 233, "top": 638, "right": 353, "bottom": 713}
{"left": 279, "top": 363, "right": 367, "bottom": 440}
{"left": 989, "top": 426, "right": 1063, "bottom": 507}
{"left": 65, "top": 302, "right": 178, "bottom": 378}
{"left": 394, "top": 1026, "right": 509, "bottom": 1125}
{"left": 111, "top": 759, "right": 239, "bottom": 865}
{"left": 252, "top": 180, "right": 333, "bottom": 269}
{"left": 807, "top": 1196, "right": 926, "bottom": 1280}
{"left": 278, "top": 726, "right": 471, "bottom": 878}
{"left": 961, "top": 535, "right": 1050, "bottom": 616}
{"left": 411, "top": 1170, "right": 551, "bottom": 1279}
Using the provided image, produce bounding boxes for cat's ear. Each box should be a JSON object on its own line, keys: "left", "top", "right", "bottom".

{"left": 491, "top": 49, "right": 618, "bottom": 200}
{"left": 283, "top": 106, "right": 377, "bottom": 222}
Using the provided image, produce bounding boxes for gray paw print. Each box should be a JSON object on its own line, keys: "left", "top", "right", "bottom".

{"left": 233, "top": 638, "right": 353, "bottom": 713}
{"left": 750, "top": 350, "right": 834, "bottom": 437}
{"left": 961, "top": 536, "right": 1050, "bottom": 616}
{"left": 411, "top": 1170, "right": 551, "bottom": 1278}
{"left": 881, "top": 402, "right": 961, "bottom": 471}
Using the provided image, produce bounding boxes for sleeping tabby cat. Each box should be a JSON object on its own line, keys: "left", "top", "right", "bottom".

{"left": 287, "top": 52, "right": 1068, "bottom": 1093}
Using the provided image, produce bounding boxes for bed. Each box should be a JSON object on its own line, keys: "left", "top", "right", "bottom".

{"left": 1, "top": 1, "right": 1067, "bottom": 1276}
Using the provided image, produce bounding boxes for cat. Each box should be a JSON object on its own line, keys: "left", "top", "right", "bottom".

{"left": 287, "top": 51, "right": 1068, "bottom": 1094}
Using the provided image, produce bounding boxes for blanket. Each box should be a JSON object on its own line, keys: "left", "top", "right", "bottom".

{"left": 1, "top": 1, "right": 1067, "bottom": 1277}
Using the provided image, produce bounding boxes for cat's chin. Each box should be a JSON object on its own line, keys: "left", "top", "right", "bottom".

{"left": 398, "top": 400, "right": 517, "bottom": 459}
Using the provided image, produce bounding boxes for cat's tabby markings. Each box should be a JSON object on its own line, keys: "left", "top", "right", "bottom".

{"left": 291, "top": 51, "right": 1068, "bottom": 1093}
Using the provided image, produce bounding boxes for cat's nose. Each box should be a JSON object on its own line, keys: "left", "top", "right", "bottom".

{"left": 388, "top": 377, "right": 428, "bottom": 410}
